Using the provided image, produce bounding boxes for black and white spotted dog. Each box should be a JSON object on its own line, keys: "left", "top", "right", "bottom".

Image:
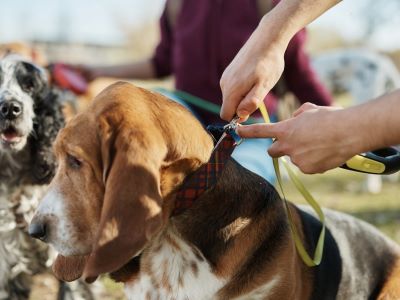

{"left": 312, "top": 48, "right": 400, "bottom": 104}
{"left": 0, "top": 54, "right": 93, "bottom": 299}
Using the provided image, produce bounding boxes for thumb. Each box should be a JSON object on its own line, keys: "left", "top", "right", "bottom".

{"left": 236, "top": 123, "right": 280, "bottom": 139}
{"left": 267, "top": 141, "right": 286, "bottom": 158}
{"left": 292, "top": 102, "right": 318, "bottom": 117}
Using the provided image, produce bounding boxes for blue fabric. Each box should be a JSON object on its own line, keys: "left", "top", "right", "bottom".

{"left": 231, "top": 138, "right": 276, "bottom": 184}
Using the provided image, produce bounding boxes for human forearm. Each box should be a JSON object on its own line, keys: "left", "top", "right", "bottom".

{"left": 236, "top": 89, "right": 400, "bottom": 174}
{"left": 220, "top": 0, "right": 341, "bottom": 121}
{"left": 342, "top": 89, "right": 400, "bottom": 153}
{"left": 262, "top": 0, "right": 341, "bottom": 46}
{"left": 87, "top": 59, "right": 156, "bottom": 80}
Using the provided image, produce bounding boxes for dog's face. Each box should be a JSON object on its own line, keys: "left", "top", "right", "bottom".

{"left": 30, "top": 82, "right": 213, "bottom": 282}
{"left": 0, "top": 55, "right": 49, "bottom": 152}
{"left": 32, "top": 113, "right": 104, "bottom": 256}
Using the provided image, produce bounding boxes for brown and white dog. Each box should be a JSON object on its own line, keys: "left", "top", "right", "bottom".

{"left": 29, "top": 82, "right": 400, "bottom": 299}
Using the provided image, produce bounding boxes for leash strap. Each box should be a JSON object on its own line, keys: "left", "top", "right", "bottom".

{"left": 156, "top": 88, "right": 261, "bottom": 124}
{"left": 259, "top": 102, "right": 325, "bottom": 267}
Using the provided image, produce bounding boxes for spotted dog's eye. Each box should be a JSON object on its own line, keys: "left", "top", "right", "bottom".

{"left": 21, "top": 77, "right": 35, "bottom": 92}
{"left": 67, "top": 154, "right": 82, "bottom": 169}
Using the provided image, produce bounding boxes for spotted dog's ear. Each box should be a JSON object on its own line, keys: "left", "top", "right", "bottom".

{"left": 30, "top": 86, "right": 65, "bottom": 184}
{"left": 82, "top": 116, "right": 166, "bottom": 282}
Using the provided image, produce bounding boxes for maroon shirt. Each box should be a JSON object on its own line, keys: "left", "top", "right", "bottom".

{"left": 152, "top": 0, "right": 332, "bottom": 124}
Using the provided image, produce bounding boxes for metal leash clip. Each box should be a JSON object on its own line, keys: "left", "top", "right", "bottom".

{"left": 223, "top": 116, "right": 242, "bottom": 145}
{"left": 223, "top": 115, "right": 240, "bottom": 131}
{"left": 211, "top": 116, "right": 242, "bottom": 152}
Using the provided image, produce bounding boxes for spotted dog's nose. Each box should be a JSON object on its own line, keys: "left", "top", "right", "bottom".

{"left": 0, "top": 100, "right": 22, "bottom": 120}
{"left": 29, "top": 222, "right": 47, "bottom": 240}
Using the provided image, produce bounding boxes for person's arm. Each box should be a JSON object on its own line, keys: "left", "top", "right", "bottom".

{"left": 76, "top": 60, "right": 156, "bottom": 82}
{"left": 237, "top": 89, "right": 400, "bottom": 174}
{"left": 72, "top": 2, "right": 173, "bottom": 82}
{"left": 220, "top": 0, "right": 341, "bottom": 121}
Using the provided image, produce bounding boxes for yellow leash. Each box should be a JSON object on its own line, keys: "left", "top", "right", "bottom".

{"left": 258, "top": 102, "right": 325, "bottom": 267}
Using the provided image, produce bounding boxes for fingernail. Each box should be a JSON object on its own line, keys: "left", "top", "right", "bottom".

{"left": 237, "top": 110, "right": 248, "bottom": 118}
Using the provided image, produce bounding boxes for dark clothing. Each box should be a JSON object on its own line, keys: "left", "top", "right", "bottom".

{"left": 152, "top": 0, "right": 332, "bottom": 124}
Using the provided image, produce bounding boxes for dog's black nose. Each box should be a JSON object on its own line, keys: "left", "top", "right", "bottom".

{"left": 0, "top": 100, "right": 22, "bottom": 119}
{"left": 28, "top": 222, "right": 47, "bottom": 240}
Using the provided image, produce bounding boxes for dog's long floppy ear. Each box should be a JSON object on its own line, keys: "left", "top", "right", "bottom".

{"left": 52, "top": 254, "right": 89, "bottom": 282}
{"left": 83, "top": 116, "right": 167, "bottom": 282}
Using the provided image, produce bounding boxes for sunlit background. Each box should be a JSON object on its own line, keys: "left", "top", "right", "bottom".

{"left": 1, "top": 0, "right": 399, "bottom": 62}
{"left": 1, "top": 1, "right": 399, "bottom": 299}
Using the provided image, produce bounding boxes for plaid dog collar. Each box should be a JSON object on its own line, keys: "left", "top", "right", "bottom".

{"left": 173, "top": 125, "right": 239, "bottom": 215}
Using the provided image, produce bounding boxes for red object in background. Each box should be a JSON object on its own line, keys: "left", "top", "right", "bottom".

{"left": 51, "top": 63, "right": 88, "bottom": 95}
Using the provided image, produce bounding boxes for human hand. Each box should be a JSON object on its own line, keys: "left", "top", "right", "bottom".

{"left": 220, "top": 0, "right": 342, "bottom": 123}
{"left": 236, "top": 103, "right": 362, "bottom": 174}
{"left": 220, "top": 19, "right": 288, "bottom": 122}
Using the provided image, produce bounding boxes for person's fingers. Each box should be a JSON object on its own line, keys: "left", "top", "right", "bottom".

{"left": 267, "top": 141, "right": 286, "bottom": 158}
{"left": 238, "top": 114, "right": 249, "bottom": 123}
{"left": 220, "top": 73, "right": 248, "bottom": 121}
{"left": 236, "top": 123, "right": 280, "bottom": 139}
{"left": 292, "top": 102, "right": 318, "bottom": 117}
{"left": 236, "top": 84, "right": 267, "bottom": 120}
{"left": 220, "top": 90, "right": 242, "bottom": 121}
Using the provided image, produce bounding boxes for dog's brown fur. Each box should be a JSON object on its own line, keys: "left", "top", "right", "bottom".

{"left": 31, "top": 82, "right": 400, "bottom": 299}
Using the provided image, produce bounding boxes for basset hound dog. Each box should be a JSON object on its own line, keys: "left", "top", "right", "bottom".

{"left": 30, "top": 82, "right": 400, "bottom": 299}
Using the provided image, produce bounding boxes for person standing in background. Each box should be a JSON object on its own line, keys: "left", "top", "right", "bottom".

{"left": 74, "top": 0, "right": 332, "bottom": 125}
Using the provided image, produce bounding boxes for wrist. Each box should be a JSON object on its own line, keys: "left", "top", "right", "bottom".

{"left": 258, "top": 14, "right": 292, "bottom": 52}
{"left": 258, "top": 0, "right": 342, "bottom": 51}
{"left": 258, "top": 1, "right": 304, "bottom": 50}
{"left": 336, "top": 107, "right": 374, "bottom": 156}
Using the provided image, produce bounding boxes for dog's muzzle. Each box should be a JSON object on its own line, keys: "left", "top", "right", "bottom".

{"left": 0, "top": 100, "right": 23, "bottom": 120}
{"left": 28, "top": 221, "right": 47, "bottom": 241}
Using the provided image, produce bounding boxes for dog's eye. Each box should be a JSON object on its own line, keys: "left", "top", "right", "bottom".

{"left": 67, "top": 154, "right": 82, "bottom": 169}
{"left": 21, "top": 77, "right": 35, "bottom": 92}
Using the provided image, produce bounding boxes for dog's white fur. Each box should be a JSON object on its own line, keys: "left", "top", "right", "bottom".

{"left": 0, "top": 56, "right": 49, "bottom": 299}
{"left": 0, "top": 56, "right": 39, "bottom": 151}
{"left": 36, "top": 187, "right": 84, "bottom": 256}
{"left": 0, "top": 55, "right": 94, "bottom": 299}
{"left": 312, "top": 48, "right": 400, "bottom": 103}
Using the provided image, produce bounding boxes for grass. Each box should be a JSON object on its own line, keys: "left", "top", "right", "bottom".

{"left": 281, "top": 167, "right": 400, "bottom": 243}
